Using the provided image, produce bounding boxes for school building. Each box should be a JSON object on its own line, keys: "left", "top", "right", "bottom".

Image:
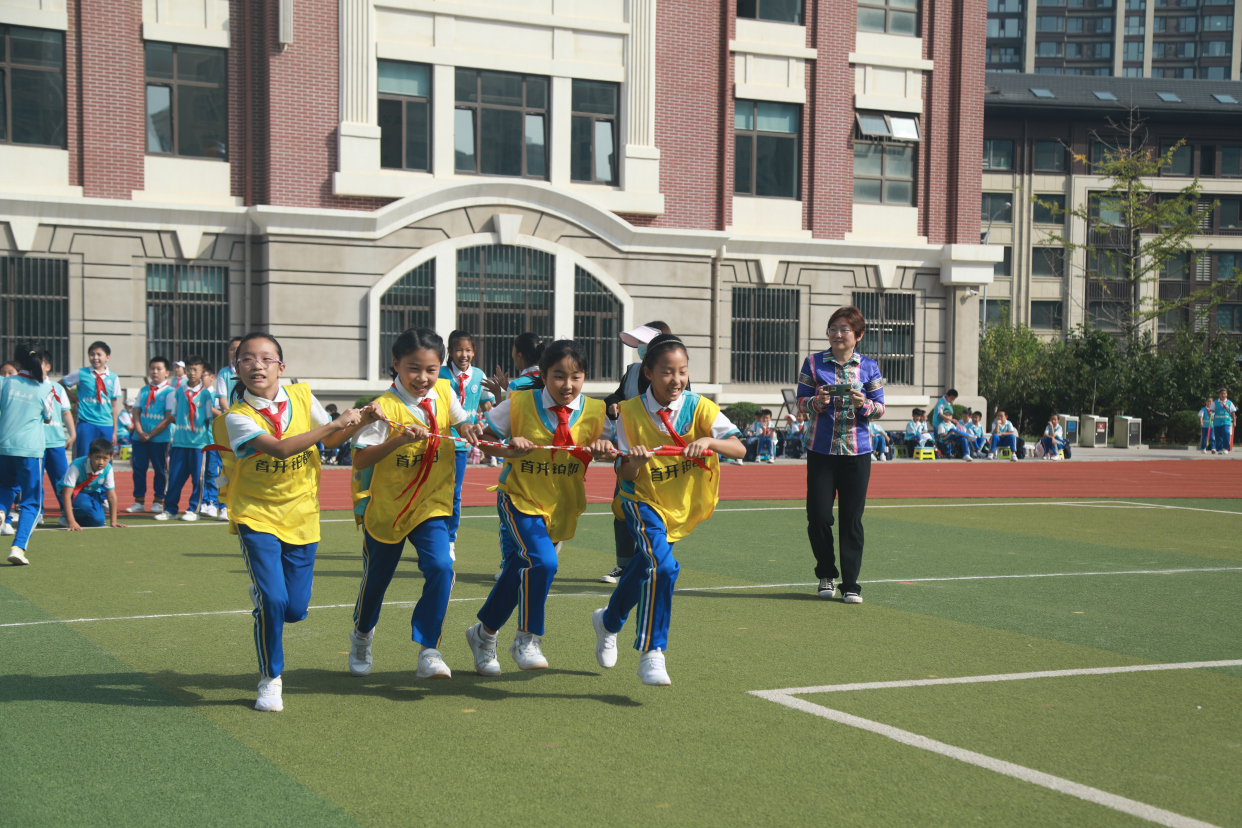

{"left": 0, "top": 0, "right": 997, "bottom": 415}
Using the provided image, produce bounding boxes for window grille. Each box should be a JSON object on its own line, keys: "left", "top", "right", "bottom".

{"left": 852, "top": 291, "right": 915, "bottom": 385}
{"left": 731, "top": 287, "right": 799, "bottom": 383}
{"left": 0, "top": 256, "right": 69, "bottom": 373}
{"left": 378, "top": 261, "right": 435, "bottom": 375}
{"left": 146, "top": 264, "right": 229, "bottom": 371}
{"left": 456, "top": 245, "right": 553, "bottom": 378}
{"left": 573, "top": 267, "right": 622, "bottom": 382}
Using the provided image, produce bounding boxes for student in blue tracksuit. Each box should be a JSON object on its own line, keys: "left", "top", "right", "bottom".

{"left": 39, "top": 351, "right": 74, "bottom": 518}
{"left": 0, "top": 342, "right": 57, "bottom": 565}
{"left": 203, "top": 336, "right": 241, "bottom": 521}
{"left": 438, "top": 330, "right": 494, "bottom": 557}
{"left": 60, "top": 438, "right": 126, "bottom": 530}
{"left": 155, "top": 356, "right": 215, "bottom": 521}
{"left": 1199, "top": 396, "right": 1216, "bottom": 453}
{"left": 61, "top": 340, "right": 122, "bottom": 456}
{"left": 127, "top": 357, "right": 176, "bottom": 514}
{"left": 1212, "top": 387, "right": 1237, "bottom": 455}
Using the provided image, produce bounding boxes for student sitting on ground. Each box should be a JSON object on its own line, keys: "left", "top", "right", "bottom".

{"left": 744, "top": 409, "right": 777, "bottom": 463}
{"left": 904, "top": 408, "right": 933, "bottom": 454}
{"left": 989, "top": 410, "right": 1019, "bottom": 460}
{"left": 60, "top": 438, "right": 126, "bottom": 530}
{"left": 784, "top": 411, "right": 807, "bottom": 459}
{"left": 1039, "top": 413, "right": 1071, "bottom": 460}
{"left": 936, "top": 416, "right": 973, "bottom": 461}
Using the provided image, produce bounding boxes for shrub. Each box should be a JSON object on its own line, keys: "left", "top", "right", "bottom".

{"left": 1166, "top": 410, "right": 1201, "bottom": 445}
{"left": 354, "top": 394, "right": 379, "bottom": 409}
{"left": 951, "top": 403, "right": 969, "bottom": 420}
{"left": 723, "top": 402, "right": 761, "bottom": 431}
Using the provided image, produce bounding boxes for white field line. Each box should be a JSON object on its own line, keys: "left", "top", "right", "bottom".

{"left": 3, "top": 566, "right": 1240, "bottom": 629}
{"left": 750, "top": 660, "right": 1242, "bottom": 828}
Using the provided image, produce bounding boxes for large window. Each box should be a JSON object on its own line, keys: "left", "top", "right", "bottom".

{"left": 1031, "top": 301, "right": 1064, "bottom": 330}
{"left": 378, "top": 61, "right": 430, "bottom": 172}
{"left": 1, "top": 257, "right": 69, "bottom": 373}
{"left": 734, "top": 100, "right": 800, "bottom": 199}
{"left": 981, "top": 192, "right": 1012, "bottom": 222}
{"left": 994, "top": 246, "right": 1013, "bottom": 276}
{"left": 456, "top": 245, "right": 553, "bottom": 377}
{"left": 983, "top": 138, "right": 1014, "bottom": 170}
{"left": 1161, "top": 143, "right": 1193, "bottom": 175}
{"left": 1033, "top": 140, "right": 1067, "bottom": 171}
{"left": 984, "top": 299, "right": 1010, "bottom": 325}
{"left": 731, "top": 287, "right": 799, "bottom": 384}
{"left": 145, "top": 42, "right": 227, "bottom": 159}
{"left": 1033, "top": 194, "right": 1065, "bottom": 224}
{"left": 1034, "top": 248, "right": 1066, "bottom": 277}
{"left": 571, "top": 80, "right": 619, "bottom": 185}
{"left": 852, "top": 291, "right": 915, "bottom": 385}
{"left": 854, "top": 141, "right": 915, "bottom": 205}
{"left": 573, "top": 267, "right": 622, "bottom": 382}
{"left": 737, "top": 0, "right": 804, "bottom": 24}
{"left": 454, "top": 69, "right": 548, "bottom": 179}
{"left": 858, "top": 0, "right": 919, "bottom": 35}
{"left": 378, "top": 262, "right": 435, "bottom": 375}
{"left": 146, "top": 264, "right": 229, "bottom": 370}
{"left": 1, "top": 26, "right": 65, "bottom": 147}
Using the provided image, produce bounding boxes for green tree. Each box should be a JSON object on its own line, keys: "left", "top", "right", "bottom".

{"left": 978, "top": 321, "right": 1049, "bottom": 433}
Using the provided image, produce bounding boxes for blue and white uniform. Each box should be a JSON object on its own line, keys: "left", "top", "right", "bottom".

{"left": 1041, "top": 422, "right": 1067, "bottom": 458}
{"left": 62, "top": 367, "right": 122, "bottom": 456}
{"left": 438, "top": 364, "right": 494, "bottom": 543}
{"left": 61, "top": 455, "right": 116, "bottom": 527}
{"left": 0, "top": 373, "right": 56, "bottom": 550}
{"left": 990, "top": 419, "right": 1018, "bottom": 454}
{"left": 164, "top": 382, "right": 214, "bottom": 516}
{"left": 1199, "top": 405, "right": 1215, "bottom": 451}
{"left": 1212, "top": 397, "right": 1237, "bottom": 452}
{"left": 204, "top": 365, "right": 238, "bottom": 510}
{"left": 39, "top": 382, "right": 73, "bottom": 515}
{"left": 965, "top": 420, "right": 986, "bottom": 454}
{"left": 132, "top": 381, "right": 175, "bottom": 506}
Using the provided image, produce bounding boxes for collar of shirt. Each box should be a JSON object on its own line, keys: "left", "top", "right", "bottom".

{"left": 520, "top": 366, "right": 539, "bottom": 377}
{"left": 540, "top": 388, "right": 582, "bottom": 411}
{"left": 641, "top": 388, "right": 685, "bottom": 414}
{"left": 821, "top": 350, "right": 863, "bottom": 367}
{"left": 242, "top": 386, "right": 289, "bottom": 411}
{"left": 391, "top": 381, "right": 434, "bottom": 409}
{"left": 148, "top": 380, "right": 168, "bottom": 393}
{"left": 185, "top": 382, "right": 204, "bottom": 395}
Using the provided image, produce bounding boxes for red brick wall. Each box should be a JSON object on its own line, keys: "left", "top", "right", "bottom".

{"left": 807, "top": 0, "right": 856, "bottom": 240}
{"left": 78, "top": 1, "right": 143, "bottom": 198}
{"left": 65, "top": 0, "right": 80, "bottom": 187}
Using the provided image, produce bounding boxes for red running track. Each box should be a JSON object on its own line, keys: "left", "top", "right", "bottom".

{"left": 34, "top": 459, "right": 1239, "bottom": 516}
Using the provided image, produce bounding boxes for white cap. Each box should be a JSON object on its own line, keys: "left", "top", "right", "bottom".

{"left": 125, "top": 396, "right": 137, "bottom": 406}
{"left": 619, "top": 325, "right": 662, "bottom": 348}
{"left": 175, "top": 361, "right": 185, "bottom": 367}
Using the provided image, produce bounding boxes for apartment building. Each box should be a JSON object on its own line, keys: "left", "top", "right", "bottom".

{"left": 987, "top": 0, "right": 1242, "bottom": 78}
{"left": 0, "top": 0, "right": 996, "bottom": 413}
{"left": 981, "top": 72, "right": 1242, "bottom": 337}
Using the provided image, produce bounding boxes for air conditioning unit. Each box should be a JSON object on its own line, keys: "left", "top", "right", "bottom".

{"left": 1079, "top": 414, "right": 1108, "bottom": 447}
{"left": 1113, "top": 415, "right": 1141, "bottom": 448}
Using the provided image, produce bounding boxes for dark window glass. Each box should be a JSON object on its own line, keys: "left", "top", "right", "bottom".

{"left": 455, "top": 68, "right": 548, "bottom": 179}
{"left": 853, "top": 291, "right": 916, "bottom": 384}
{"left": 573, "top": 267, "right": 623, "bottom": 382}
{"left": 144, "top": 41, "right": 227, "bottom": 159}
{"left": 0, "top": 256, "right": 70, "bottom": 373}
{"left": 1030, "top": 301, "right": 1064, "bottom": 330}
{"left": 1162, "top": 251, "right": 1192, "bottom": 279}
{"left": 994, "top": 246, "right": 1013, "bottom": 276}
{"left": 570, "top": 79, "right": 619, "bottom": 185}
{"left": 981, "top": 193, "right": 1012, "bottom": 222}
{"left": 1034, "top": 194, "right": 1065, "bottom": 223}
{"left": 735, "top": 100, "right": 800, "bottom": 199}
{"left": 1224, "top": 147, "right": 1242, "bottom": 176}
{"left": 1033, "top": 247, "right": 1065, "bottom": 277}
{"left": 378, "top": 60, "right": 431, "bottom": 172}
{"left": 984, "top": 299, "right": 1010, "bottom": 325}
{"left": 145, "top": 264, "right": 229, "bottom": 371}
{"left": 1, "top": 26, "right": 65, "bottom": 147}
{"left": 738, "top": 0, "right": 805, "bottom": 23}
{"left": 1220, "top": 198, "right": 1241, "bottom": 228}
{"left": 456, "top": 245, "right": 553, "bottom": 378}
{"left": 983, "top": 138, "right": 1014, "bottom": 170}
{"left": 1033, "top": 139, "right": 1066, "bottom": 171}
{"left": 858, "top": 0, "right": 919, "bottom": 34}
{"left": 378, "top": 262, "right": 435, "bottom": 376}
{"left": 855, "top": 142, "right": 915, "bottom": 205}
{"left": 1201, "top": 145, "right": 1216, "bottom": 176}
{"left": 1162, "top": 143, "right": 1193, "bottom": 175}
{"left": 731, "top": 287, "right": 800, "bottom": 383}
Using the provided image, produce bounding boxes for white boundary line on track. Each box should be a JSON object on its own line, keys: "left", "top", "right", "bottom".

{"left": 750, "top": 660, "right": 1242, "bottom": 828}
{"left": 3, "top": 565, "right": 1239, "bottom": 629}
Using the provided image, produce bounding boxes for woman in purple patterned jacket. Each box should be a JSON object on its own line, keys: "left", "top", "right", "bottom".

{"left": 795, "top": 306, "right": 886, "bottom": 604}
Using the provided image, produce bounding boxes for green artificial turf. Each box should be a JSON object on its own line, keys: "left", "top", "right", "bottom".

{"left": 1, "top": 498, "right": 1239, "bottom": 827}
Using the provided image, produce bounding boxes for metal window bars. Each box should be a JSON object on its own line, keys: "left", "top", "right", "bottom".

{"left": 852, "top": 291, "right": 915, "bottom": 386}
{"left": 456, "top": 245, "right": 553, "bottom": 378}
{"left": 731, "top": 286, "right": 800, "bottom": 383}
{"left": 378, "top": 261, "right": 435, "bottom": 376}
{"left": 572, "top": 267, "right": 622, "bottom": 381}
{"left": 145, "top": 263, "right": 229, "bottom": 372}
{"left": 0, "top": 256, "right": 69, "bottom": 373}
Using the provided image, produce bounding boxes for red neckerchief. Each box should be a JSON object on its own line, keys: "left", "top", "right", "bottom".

{"left": 457, "top": 371, "right": 470, "bottom": 405}
{"left": 393, "top": 395, "right": 441, "bottom": 527}
{"left": 657, "top": 407, "right": 711, "bottom": 478}
{"left": 545, "top": 401, "right": 592, "bottom": 466}
{"left": 143, "top": 381, "right": 167, "bottom": 417}
{"left": 184, "top": 385, "right": 202, "bottom": 429}
{"left": 72, "top": 465, "right": 106, "bottom": 500}
{"left": 92, "top": 369, "right": 108, "bottom": 402}
{"left": 248, "top": 396, "right": 287, "bottom": 440}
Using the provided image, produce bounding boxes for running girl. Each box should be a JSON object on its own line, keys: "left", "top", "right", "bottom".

{"left": 41, "top": 351, "right": 74, "bottom": 521}
{"left": 592, "top": 334, "right": 744, "bottom": 685}
{"left": 0, "top": 342, "right": 57, "bottom": 566}
{"left": 437, "top": 330, "right": 494, "bottom": 558}
{"left": 348, "top": 328, "right": 480, "bottom": 680}
{"left": 214, "top": 333, "right": 368, "bottom": 712}
{"left": 466, "top": 340, "right": 611, "bottom": 674}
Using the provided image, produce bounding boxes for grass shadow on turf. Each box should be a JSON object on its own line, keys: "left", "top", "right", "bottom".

{"left": 0, "top": 671, "right": 183, "bottom": 707}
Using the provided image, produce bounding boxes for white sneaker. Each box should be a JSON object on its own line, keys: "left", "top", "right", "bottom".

{"left": 200, "top": 504, "right": 218, "bottom": 518}
{"left": 592, "top": 608, "right": 618, "bottom": 668}
{"left": 417, "top": 648, "right": 452, "bottom": 680}
{"left": 124, "top": 502, "right": 145, "bottom": 514}
{"left": 494, "top": 570, "right": 502, "bottom": 581}
{"left": 818, "top": 577, "right": 836, "bottom": 598}
{"left": 465, "top": 623, "right": 501, "bottom": 676}
{"left": 600, "top": 566, "right": 623, "bottom": 584}
{"left": 638, "top": 649, "right": 671, "bottom": 686}
{"left": 0, "top": 523, "right": 14, "bottom": 536}
{"left": 964, "top": 454, "right": 973, "bottom": 462}
{"left": 57, "top": 515, "right": 68, "bottom": 527}
{"left": 1009, "top": 455, "right": 1018, "bottom": 462}
{"left": 348, "top": 628, "right": 374, "bottom": 676}
{"left": 217, "top": 506, "right": 228, "bottom": 521}
{"left": 179, "top": 511, "right": 198, "bottom": 522}
{"left": 154, "top": 511, "right": 172, "bottom": 521}
{"left": 448, "top": 541, "right": 455, "bottom": 561}
{"left": 843, "top": 592, "right": 863, "bottom": 604}
{"left": 150, "top": 502, "right": 165, "bottom": 514}
{"left": 510, "top": 631, "right": 549, "bottom": 670}
{"left": 7, "top": 547, "right": 29, "bottom": 566}
{"left": 255, "top": 676, "right": 283, "bottom": 712}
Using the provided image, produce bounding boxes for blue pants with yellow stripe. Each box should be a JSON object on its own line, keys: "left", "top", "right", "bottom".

{"left": 353, "top": 517, "right": 455, "bottom": 648}
{"left": 603, "top": 500, "right": 681, "bottom": 652}
{"left": 71, "top": 489, "right": 108, "bottom": 527}
{"left": 448, "top": 451, "right": 468, "bottom": 542}
{"left": 478, "top": 492, "right": 558, "bottom": 637}
{"left": 237, "top": 524, "right": 316, "bottom": 679}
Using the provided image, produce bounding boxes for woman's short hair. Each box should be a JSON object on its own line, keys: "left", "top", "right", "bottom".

{"left": 827, "top": 306, "right": 866, "bottom": 337}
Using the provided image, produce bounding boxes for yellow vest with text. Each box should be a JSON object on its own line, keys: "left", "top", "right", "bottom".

{"left": 615, "top": 394, "right": 723, "bottom": 542}
{"left": 352, "top": 381, "right": 455, "bottom": 544}
{"left": 497, "top": 390, "right": 606, "bottom": 543}
{"left": 214, "top": 383, "right": 322, "bottom": 545}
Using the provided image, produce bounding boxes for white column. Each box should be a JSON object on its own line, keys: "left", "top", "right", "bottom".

{"left": 553, "top": 254, "right": 575, "bottom": 340}
{"left": 338, "top": 0, "right": 380, "bottom": 173}
{"left": 433, "top": 64, "right": 456, "bottom": 178}
{"left": 1232, "top": 0, "right": 1242, "bottom": 80}
{"left": 1142, "top": 1, "right": 1154, "bottom": 77}
{"left": 549, "top": 76, "right": 573, "bottom": 187}
{"left": 621, "top": 0, "right": 661, "bottom": 197}
{"left": 435, "top": 249, "right": 458, "bottom": 338}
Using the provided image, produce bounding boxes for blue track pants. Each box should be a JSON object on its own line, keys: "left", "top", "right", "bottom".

{"left": 478, "top": 492, "right": 558, "bottom": 637}
{"left": 353, "top": 517, "right": 455, "bottom": 648}
{"left": 237, "top": 524, "right": 316, "bottom": 679}
{"left": 164, "top": 446, "right": 204, "bottom": 516}
{"left": 130, "top": 440, "right": 169, "bottom": 503}
{"left": 74, "top": 423, "right": 113, "bottom": 457}
{"left": 0, "top": 455, "right": 42, "bottom": 550}
{"left": 603, "top": 499, "right": 680, "bottom": 652}
{"left": 447, "top": 451, "right": 468, "bottom": 542}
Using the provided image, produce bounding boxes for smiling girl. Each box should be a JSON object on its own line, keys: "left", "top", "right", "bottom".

{"left": 348, "top": 328, "right": 480, "bottom": 681}
{"left": 592, "top": 334, "right": 745, "bottom": 685}
{"left": 213, "top": 333, "right": 368, "bottom": 712}
{"left": 466, "top": 340, "right": 612, "bottom": 675}
{"left": 437, "top": 330, "right": 494, "bottom": 557}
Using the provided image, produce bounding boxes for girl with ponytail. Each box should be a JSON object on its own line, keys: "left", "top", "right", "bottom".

{"left": 0, "top": 341, "right": 58, "bottom": 565}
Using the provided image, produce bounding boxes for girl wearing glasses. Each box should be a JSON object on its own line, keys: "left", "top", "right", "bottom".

{"left": 795, "top": 307, "right": 886, "bottom": 605}
{"left": 212, "top": 332, "right": 371, "bottom": 712}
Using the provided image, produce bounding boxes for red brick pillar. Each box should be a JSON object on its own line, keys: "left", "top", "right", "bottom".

{"left": 78, "top": 0, "right": 144, "bottom": 199}
{"left": 808, "top": 0, "right": 855, "bottom": 240}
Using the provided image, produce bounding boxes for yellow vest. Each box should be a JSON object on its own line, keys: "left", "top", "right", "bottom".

{"left": 352, "top": 381, "right": 456, "bottom": 544}
{"left": 615, "top": 393, "right": 723, "bottom": 542}
{"left": 215, "top": 383, "right": 323, "bottom": 545}
{"left": 497, "top": 390, "right": 606, "bottom": 543}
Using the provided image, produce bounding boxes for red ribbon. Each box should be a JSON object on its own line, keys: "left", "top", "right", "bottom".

{"left": 657, "top": 408, "right": 712, "bottom": 479}
{"left": 94, "top": 370, "right": 107, "bottom": 403}
{"left": 249, "top": 399, "right": 287, "bottom": 440}
{"left": 392, "top": 398, "right": 442, "bottom": 527}
{"left": 72, "top": 469, "right": 102, "bottom": 500}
